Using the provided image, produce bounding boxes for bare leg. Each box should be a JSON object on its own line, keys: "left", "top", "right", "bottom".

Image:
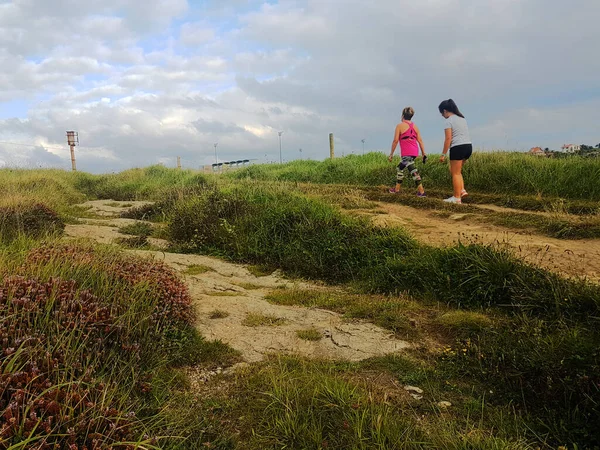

{"left": 450, "top": 160, "right": 464, "bottom": 198}
{"left": 417, "top": 184, "right": 425, "bottom": 194}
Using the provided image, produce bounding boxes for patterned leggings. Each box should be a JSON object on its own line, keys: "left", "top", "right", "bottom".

{"left": 396, "top": 156, "right": 422, "bottom": 186}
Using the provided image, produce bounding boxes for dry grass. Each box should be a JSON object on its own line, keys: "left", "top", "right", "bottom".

{"left": 242, "top": 313, "right": 287, "bottom": 327}
{"left": 208, "top": 309, "right": 230, "bottom": 319}
{"left": 185, "top": 264, "right": 214, "bottom": 275}
{"left": 296, "top": 328, "right": 323, "bottom": 341}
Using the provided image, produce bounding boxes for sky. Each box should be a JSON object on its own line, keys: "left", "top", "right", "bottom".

{"left": 0, "top": 0, "right": 598, "bottom": 173}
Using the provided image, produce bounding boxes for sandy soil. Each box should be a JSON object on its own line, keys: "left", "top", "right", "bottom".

{"left": 63, "top": 197, "right": 600, "bottom": 364}
{"left": 368, "top": 201, "right": 600, "bottom": 282}
{"left": 64, "top": 201, "right": 410, "bottom": 363}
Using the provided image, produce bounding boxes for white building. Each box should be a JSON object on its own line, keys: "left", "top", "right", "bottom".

{"left": 561, "top": 144, "right": 581, "bottom": 153}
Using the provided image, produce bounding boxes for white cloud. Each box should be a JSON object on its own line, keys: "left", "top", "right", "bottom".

{"left": 0, "top": 0, "right": 598, "bottom": 172}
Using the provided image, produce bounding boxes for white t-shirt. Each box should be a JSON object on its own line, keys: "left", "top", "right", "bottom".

{"left": 444, "top": 115, "right": 471, "bottom": 147}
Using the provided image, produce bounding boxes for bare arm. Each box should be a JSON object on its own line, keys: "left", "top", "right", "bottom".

{"left": 415, "top": 125, "right": 426, "bottom": 156}
{"left": 388, "top": 125, "right": 401, "bottom": 161}
{"left": 440, "top": 128, "right": 452, "bottom": 161}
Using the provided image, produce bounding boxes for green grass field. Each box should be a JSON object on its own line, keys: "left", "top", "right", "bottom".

{"left": 1, "top": 156, "right": 599, "bottom": 449}
{"left": 230, "top": 152, "right": 600, "bottom": 201}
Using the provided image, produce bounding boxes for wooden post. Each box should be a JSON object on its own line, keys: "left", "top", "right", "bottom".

{"left": 329, "top": 133, "right": 335, "bottom": 159}
{"left": 177, "top": 156, "right": 181, "bottom": 170}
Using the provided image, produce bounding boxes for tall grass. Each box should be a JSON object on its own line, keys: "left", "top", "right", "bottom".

{"left": 166, "top": 182, "right": 600, "bottom": 446}
{"left": 230, "top": 152, "right": 600, "bottom": 200}
{"left": 225, "top": 356, "right": 534, "bottom": 449}
{"left": 168, "top": 183, "right": 414, "bottom": 282}
{"left": 0, "top": 239, "right": 236, "bottom": 448}
{"left": 73, "top": 165, "right": 211, "bottom": 201}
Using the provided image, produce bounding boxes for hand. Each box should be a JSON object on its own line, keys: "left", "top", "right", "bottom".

{"left": 439, "top": 154, "right": 446, "bottom": 163}
{"left": 388, "top": 155, "right": 394, "bottom": 163}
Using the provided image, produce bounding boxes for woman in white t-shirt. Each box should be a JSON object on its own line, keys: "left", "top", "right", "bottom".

{"left": 438, "top": 99, "right": 472, "bottom": 204}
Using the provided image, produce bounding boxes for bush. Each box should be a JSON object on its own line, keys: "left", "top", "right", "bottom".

{"left": 25, "top": 244, "right": 194, "bottom": 326}
{"left": 0, "top": 242, "right": 231, "bottom": 448}
{"left": 0, "top": 203, "right": 64, "bottom": 242}
{"left": 0, "top": 277, "right": 143, "bottom": 448}
{"left": 168, "top": 186, "right": 414, "bottom": 282}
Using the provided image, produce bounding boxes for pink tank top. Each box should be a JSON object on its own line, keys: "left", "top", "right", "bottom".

{"left": 399, "top": 121, "right": 419, "bottom": 157}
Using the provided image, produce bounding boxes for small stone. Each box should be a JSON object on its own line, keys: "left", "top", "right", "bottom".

{"left": 438, "top": 401, "right": 452, "bottom": 408}
{"left": 410, "top": 394, "right": 423, "bottom": 400}
{"left": 404, "top": 385, "right": 424, "bottom": 395}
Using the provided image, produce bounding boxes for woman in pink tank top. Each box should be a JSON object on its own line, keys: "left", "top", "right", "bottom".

{"left": 388, "top": 107, "right": 427, "bottom": 196}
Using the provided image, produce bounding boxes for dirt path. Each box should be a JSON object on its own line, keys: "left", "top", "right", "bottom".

{"left": 368, "top": 201, "right": 600, "bottom": 281}
{"left": 64, "top": 201, "right": 410, "bottom": 363}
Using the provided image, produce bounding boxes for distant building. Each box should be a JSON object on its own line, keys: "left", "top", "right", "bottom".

{"left": 529, "top": 147, "right": 546, "bottom": 156}
{"left": 562, "top": 144, "right": 581, "bottom": 153}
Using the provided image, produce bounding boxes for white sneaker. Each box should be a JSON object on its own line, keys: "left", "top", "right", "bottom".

{"left": 460, "top": 189, "right": 469, "bottom": 198}
{"left": 444, "top": 196, "right": 462, "bottom": 204}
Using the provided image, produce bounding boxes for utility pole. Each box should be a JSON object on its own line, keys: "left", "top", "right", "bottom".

{"left": 299, "top": 148, "right": 302, "bottom": 160}
{"left": 329, "top": 133, "right": 335, "bottom": 159}
{"left": 177, "top": 156, "right": 181, "bottom": 170}
{"left": 214, "top": 143, "right": 218, "bottom": 165}
{"left": 66, "top": 131, "right": 78, "bottom": 171}
{"left": 361, "top": 139, "right": 366, "bottom": 155}
{"left": 278, "top": 131, "right": 284, "bottom": 164}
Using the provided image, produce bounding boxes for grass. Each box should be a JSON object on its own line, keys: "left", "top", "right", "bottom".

{"left": 242, "top": 313, "right": 287, "bottom": 327}
{"left": 0, "top": 239, "right": 237, "bottom": 448}
{"left": 115, "top": 235, "right": 150, "bottom": 249}
{"left": 363, "top": 188, "right": 600, "bottom": 240}
{"left": 229, "top": 152, "right": 600, "bottom": 201}
{"left": 184, "top": 264, "right": 214, "bottom": 275}
{"left": 235, "top": 282, "right": 262, "bottom": 290}
{"left": 435, "top": 311, "right": 493, "bottom": 335}
{"left": 201, "top": 355, "right": 536, "bottom": 449}
{"left": 247, "top": 264, "right": 275, "bottom": 277}
{"left": 296, "top": 328, "right": 323, "bottom": 341}
{"left": 267, "top": 288, "right": 419, "bottom": 337}
{"left": 209, "top": 291, "right": 241, "bottom": 297}
{"left": 2, "top": 164, "right": 600, "bottom": 447}
{"left": 166, "top": 182, "right": 600, "bottom": 446}
{"left": 118, "top": 221, "right": 154, "bottom": 237}
{"left": 208, "top": 309, "right": 230, "bottom": 319}
{"left": 0, "top": 201, "right": 65, "bottom": 242}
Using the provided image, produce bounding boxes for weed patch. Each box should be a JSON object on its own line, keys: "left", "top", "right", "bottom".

{"left": 0, "top": 202, "right": 64, "bottom": 242}
{"left": 296, "top": 328, "right": 323, "bottom": 341}
{"left": 222, "top": 356, "right": 534, "bottom": 449}
{"left": 242, "top": 313, "right": 287, "bottom": 327}
{"left": 235, "top": 282, "right": 262, "bottom": 290}
{"left": 184, "top": 264, "right": 214, "bottom": 275}
{"left": 267, "top": 288, "right": 418, "bottom": 337}
{"left": 208, "top": 309, "right": 230, "bottom": 319}
{"left": 118, "top": 221, "right": 154, "bottom": 237}
{"left": 115, "top": 235, "right": 150, "bottom": 249}
{"left": 0, "top": 242, "right": 235, "bottom": 448}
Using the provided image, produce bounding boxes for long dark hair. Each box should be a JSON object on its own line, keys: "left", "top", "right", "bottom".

{"left": 438, "top": 99, "right": 465, "bottom": 118}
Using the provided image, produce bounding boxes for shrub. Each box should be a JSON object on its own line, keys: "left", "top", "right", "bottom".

{"left": 168, "top": 186, "right": 414, "bottom": 282}
{"left": 25, "top": 244, "right": 194, "bottom": 327}
{"left": 0, "top": 242, "right": 229, "bottom": 448}
{"left": 0, "top": 277, "right": 143, "bottom": 447}
{"left": 0, "top": 203, "right": 64, "bottom": 242}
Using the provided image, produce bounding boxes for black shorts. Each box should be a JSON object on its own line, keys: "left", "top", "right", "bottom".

{"left": 449, "top": 144, "right": 472, "bottom": 161}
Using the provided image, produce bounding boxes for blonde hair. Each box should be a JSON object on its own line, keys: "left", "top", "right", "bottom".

{"left": 402, "top": 107, "right": 415, "bottom": 120}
